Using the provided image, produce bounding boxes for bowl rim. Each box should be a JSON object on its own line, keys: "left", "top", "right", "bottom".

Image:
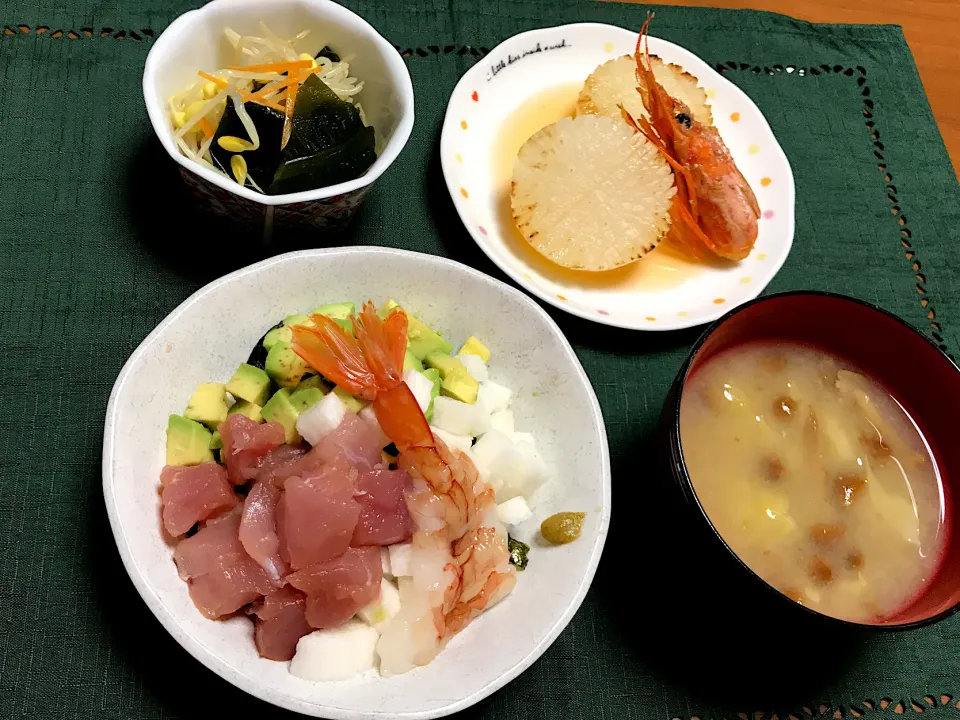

{"left": 101, "top": 246, "right": 612, "bottom": 718}
{"left": 439, "top": 21, "right": 796, "bottom": 331}
{"left": 142, "top": 0, "right": 415, "bottom": 207}
{"left": 667, "top": 289, "right": 960, "bottom": 632}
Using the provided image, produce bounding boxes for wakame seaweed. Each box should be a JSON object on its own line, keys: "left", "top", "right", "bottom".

{"left": 268, "top": 74, "right": 377, "bottom": 195}
{"left": 246, "top": 319, "right": 284, "bottom": 370}
{"left": 315, "top": 46, "right": 341, "bottom": 63}
{"left": 209, "top": 75, "right": 376, "bottom": 196}
{"left": 508, "top": 536, "right": 530, "bottom": 571}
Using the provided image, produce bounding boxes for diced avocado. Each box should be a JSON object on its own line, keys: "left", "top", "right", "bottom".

{"left": 378, "top": 299, "right": 400, "bottom": 318}
{"left": 295, "top": 374, "right": 329, "bottom": 393}
{"left": 284, "top": 313, "right": 311, "bottom": 326}
{"left": 422, "top": 368, "right": 441, "bottom": 421}
{"left": 424, "top": 351, "right": 466, "bottom": 379}
{"left": 441, "top": 368, "right": 479, "bottom": 404}
{"left": 378, "top": 300, "right": 451, "bottom": 359}
{"left": 403, "top": 350, "right": 423, "bottom": 372}
{"left": 408, "top": 316, "right": 452, "bottom": 360}
{"left": 261, "top": 389, "right": 301, "bottom": 444}
{"left": 209, "top": 430, "right": 223, "bottom": 451}
{"left": 225, "top": 363, "right": 272, "bottom": 406}
{"left": 265, "top": 341, "right": 311, "bottom": 389}
{"left": 290, "top": 387, "right": 324, "bottom": 413}
{"left": 166, "top": 415, "right": 214, "bottom": 466}
{"left": 458, "top": 336, "right": 491, "bottom": 364}
{"left": 312, "top": 302, "right": 356, "bottom": 319}
{"left": 263, "top": 325, "right": 293, "bottom": 351}
{"left": 228, "top": 400, "right": 263, "bottom": 423}
{"left": 333, "top": 386, "right": 367, "bottom": 412}
{"left": 184, "top": 383, "right": 229, "bottom": 429}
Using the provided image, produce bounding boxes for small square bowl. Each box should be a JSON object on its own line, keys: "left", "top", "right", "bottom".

{"left": 143, "top": 0, "right": 414, "bottom": 232}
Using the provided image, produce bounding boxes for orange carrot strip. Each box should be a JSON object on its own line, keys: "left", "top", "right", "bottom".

{"left": 197, "top": 71, "right": 228, "bottom": 88}
{"left": 228, "top": 59, "right": 311, "bottom": 73}
{"left": 281, "top": 80, "right": 298, "bottom": 149}
{"left": 198, "top": 117, "right": 215, "bottom": 137}
{"left": 237, "top": 90, "right": 286, "bottom": 112}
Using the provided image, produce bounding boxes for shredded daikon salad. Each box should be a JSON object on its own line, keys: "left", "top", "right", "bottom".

{"left": 168, "top": 23, "right": 371, "bottom": 194}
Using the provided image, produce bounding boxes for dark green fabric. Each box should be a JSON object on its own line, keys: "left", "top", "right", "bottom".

{"left": 2, "top": 2, "right": 959, "bottom": 719}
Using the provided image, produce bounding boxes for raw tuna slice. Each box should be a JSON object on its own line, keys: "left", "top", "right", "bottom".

{"left": 277, "top": 455, "right": 361, "bottom": 569}
{"left": 255, "top": 444, "right": 308, "bottom": 488}
{"left": 174, "top": 508, "right": 247, "bottom": 580}
{"left": 219, "top": 414, "right": 286, "bottom": 484}
{"left": 160, "top": 463, "right": 237, "bottom": 537}
{"left": 173, "top": 509, "right": 273, "bottom": 618}
{"left": 240, "top": 479, "right": 288, "bottom": 583}
{"left": 351, "top": 467, "right": 413, "bottom": 546}
{"left": 253, "top": 586, "right": 312, "bottom": 661}
{"left": 311, "top": 413, "right": 384, "bottom": 470}
{"left": 287, "top": 547, "right": 382, "bottom": 628}
{"left": 188, "top": 555, "right": 275, "bottom": 619}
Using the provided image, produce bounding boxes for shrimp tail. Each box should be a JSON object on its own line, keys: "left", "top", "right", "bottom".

{"left": 291, "top": 318, "right": 375, "bottom": 398}
{"left": 352, "top": 301, "right": 407, "bottom": 393}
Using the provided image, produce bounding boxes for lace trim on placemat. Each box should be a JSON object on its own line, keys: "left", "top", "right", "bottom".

{"left": 685, "top": 693, "right": 959, "bottom": 718}
{"left": 2, "top": 25, "right": 955, "bottom": 718}
{"left": 2, "top": 24, "right": 153, "bottom": 39}
{"left": 716, "top": 61, "right": 950, "bottom": 360}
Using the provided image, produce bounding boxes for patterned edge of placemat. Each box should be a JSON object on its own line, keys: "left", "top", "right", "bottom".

{"left": 1, "top": 19, "right": 957, "bottom": 720}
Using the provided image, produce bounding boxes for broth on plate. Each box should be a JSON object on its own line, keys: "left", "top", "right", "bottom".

{"left": 679, "top": 342, "right": 949, "bottom": 623}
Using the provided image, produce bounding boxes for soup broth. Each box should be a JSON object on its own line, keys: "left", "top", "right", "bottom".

{"left": 679, "top": 342, "right": 949, "bottom": 623}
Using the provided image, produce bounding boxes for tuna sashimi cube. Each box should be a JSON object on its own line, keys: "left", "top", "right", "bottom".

{"left": 351, "top": 467, "right": 413, "bottom": 546}
{"left": 254, "top": 586, "right": 313, "bottom": 661}
{"left": 173, "top": 508, "right": 247, "bottom": 580}
{"left": 310, "top": 413, "right": 384, "bottom": 470}
{"left": 239, "top": 480, "right": 288, "bottom": 583}
{"left": 218, "top": 413, "right": 286, "bottom": 484}
{"left": 277, "top": 455, "right": 361, "bottom": 570}
{"left": 160, "top": 463, "right": 238, "bottom": 537}
{"left": 188, "top": 553, "right": 275, "bottom": 619}
{"left": 254, "top": 444, "right": 308, "bottom": 488}
{"left": 287, "top": 547, "right": 383, "bottom": 629}
{"left": 173, "top": 508, "right": 273, "bottom": 618}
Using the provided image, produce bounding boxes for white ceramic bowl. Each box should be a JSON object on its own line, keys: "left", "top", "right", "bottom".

{"left": 143, "top": 0, "right": 414, "bottom": 228}
{"left": 102, "top": 248, "right": 610, "bottom": 719}
{"left": 440, "top": 23, "right": 795, "bottom": 331}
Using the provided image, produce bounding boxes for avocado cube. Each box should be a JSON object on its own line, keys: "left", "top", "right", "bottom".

{"left": 424, "top": 351, "right": 466, "bottom": 379}
{"left": 261, "top": 389, "right": 301, "bottom": 444}
{"left": 228, "top": 400, "right": 263, "bottom": 423}
{"left": 458, "top": 336, "right": 491, "bottom": 364}
{"left": 283, "top": 313, "right": 312, "bottom": 326}
{"left": 265, "top": 341, "right": 311, "bottom": 389}
{"left": 263, "top": 325, "right": 294, "bottom": 351}
{"left": 441, "top": 368, "right": 479, "bottom": 404}
{"left": 295, "top": 374, "right": 329, "bottom": 393}
{"left": 209, "top": 430, "right": 223, "bottom": 450}
{"left": 166, "top": 415, "right": 214, "bottom": 466}
{"left": 290, "top": 387, "right": 324, "bottom": 413}
{"left": 184, "top": 383, "right": 229, "bottom": 429}
{"left": 403, "top": 350, "right": 424, "bottom": 372}
{"left": 422, "top": 368, "right": 441, "bottom": 421}
{"left": 333, "top": 386, "right": 367, "bottom": 413}
{"left": 378, "top": 299, "right": 401, "bottom": 319}
{"left": 378, "top": 300, "right": 451, "bottom": 360}
{"left": 312, "top": 302, "right": 356, "bottom": 319}
{"left": 225, "top": 363, "right": 272, "bottom": 406}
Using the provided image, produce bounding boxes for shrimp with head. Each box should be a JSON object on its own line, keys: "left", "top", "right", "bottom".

{"left": 290, "top": 302, "right": 516, "bottom": 674}
{"left": 623, "top": 16, "right": 761, "bottom": 261}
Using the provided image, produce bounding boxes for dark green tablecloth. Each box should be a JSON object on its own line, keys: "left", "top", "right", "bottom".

{"left": 2, "top": 1, "right": 959, "bottom": 718}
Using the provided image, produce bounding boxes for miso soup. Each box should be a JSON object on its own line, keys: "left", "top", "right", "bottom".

{"left": 679, "top": 342, "right": 949, "bottom": 623}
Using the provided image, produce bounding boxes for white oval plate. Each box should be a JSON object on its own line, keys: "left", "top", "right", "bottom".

{"left": 103, "top": 247, "right": 610, "bottom": 719}
{"left": 440, "top": 23, "right": 795, "bottom": 331}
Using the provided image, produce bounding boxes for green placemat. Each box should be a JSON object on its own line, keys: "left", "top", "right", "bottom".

{"left": 2, "top": 2, "right": 959, "bottom": 718}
